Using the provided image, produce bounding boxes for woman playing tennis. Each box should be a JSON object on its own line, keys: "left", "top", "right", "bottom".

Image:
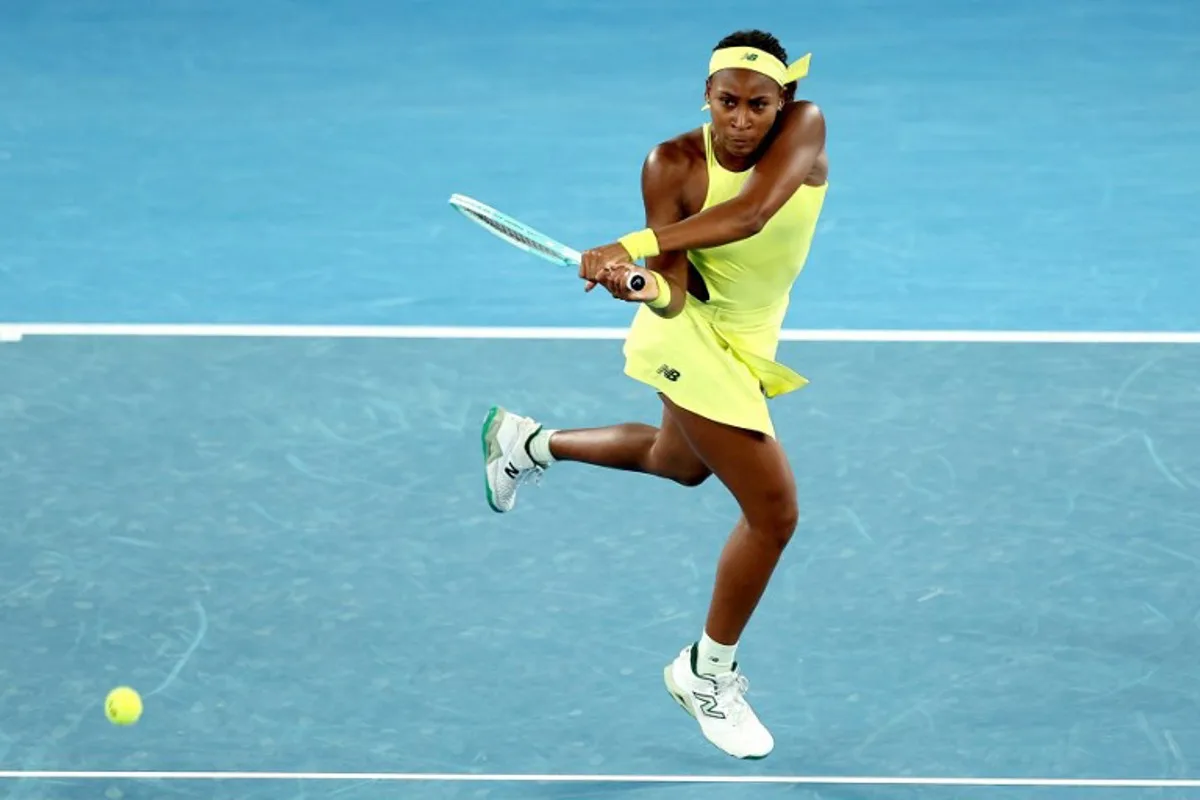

{"left": 481, "top": 29, "right": 827, "bottom": 759}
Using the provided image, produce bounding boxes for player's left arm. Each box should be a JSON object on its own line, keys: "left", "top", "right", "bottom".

{"left": 654, "top": 102, "right": 825, "bottom": 251}
{"left": 581, "top": 102, "right": 824, "bottom": 277}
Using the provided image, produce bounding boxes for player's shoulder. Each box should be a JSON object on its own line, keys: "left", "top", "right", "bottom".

{"left": 763, "top": 100, "right": 826, "bottom": 161}
{"left": 786, "top": 98, "right": 822, "bottom": 114}
{"left": 779, "top": 99, "right": 824, "bottom": 131}
{"left": 642, "top": 128, "right": 705, "bottom": 185}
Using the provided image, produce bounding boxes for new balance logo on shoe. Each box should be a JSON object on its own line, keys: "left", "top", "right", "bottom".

{"left": 656, "top": 364, "right": 681, "bottom": 382}
{"left": 693, "top": 691, "right": 726, "bottom": 719}
{"left": 503, "top": 462, "right": 520, "bottom": 479}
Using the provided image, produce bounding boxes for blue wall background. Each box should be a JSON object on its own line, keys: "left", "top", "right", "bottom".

{"left": 2, "top": 0, "right": 1197, "bottom": 330}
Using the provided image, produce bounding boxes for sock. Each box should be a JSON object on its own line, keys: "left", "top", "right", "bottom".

{"left": 525, "top": 428, "right": 557, "bottom": 467}
{"left": 695, "top": 631, "right": 738, "bottom": 676}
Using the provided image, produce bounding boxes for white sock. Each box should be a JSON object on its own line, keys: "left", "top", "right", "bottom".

{"left": 695, "top": 631, "right": 737, "bottom": 676}
{"left": 526, "top": 428, "right": 557, "bottom": 467}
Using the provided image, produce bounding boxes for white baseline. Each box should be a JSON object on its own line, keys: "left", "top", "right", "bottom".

{"left": 0, "top": 770, "right": 1197, "bottom": 788}
{"left": 1, "top": 323, "right": 1199, "bottom": 344}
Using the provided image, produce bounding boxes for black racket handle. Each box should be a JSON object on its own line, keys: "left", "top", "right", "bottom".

{"left": 626, "top": 273, "right": 646, "bottom": 292}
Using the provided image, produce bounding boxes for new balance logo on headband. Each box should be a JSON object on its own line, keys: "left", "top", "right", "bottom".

{"left": 741, "top": 52, "right": 759, "bottom": 61}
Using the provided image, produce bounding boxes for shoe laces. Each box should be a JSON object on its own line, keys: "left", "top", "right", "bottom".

{"left": 711, "top": 670, "right": 752, "bottom": 722}
{"left": 496, "top": 461, "right": 541, "bottom": 509}
{"left": 518, "top": 464, "right": 544, "bottom": 487}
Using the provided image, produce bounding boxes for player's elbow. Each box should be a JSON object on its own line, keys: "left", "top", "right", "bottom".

{"left": 737, "top": 200, "right": 772, "bottom": 237}
{"left": 743, "top": 208, "right": 770, "bottom": 236}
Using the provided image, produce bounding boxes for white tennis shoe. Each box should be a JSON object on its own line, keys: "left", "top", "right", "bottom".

{"left": 480, "top": 406, "right": 546, "bottom": 513}
{"left": 663, "top": 644, "right": 775, "bottom": 759}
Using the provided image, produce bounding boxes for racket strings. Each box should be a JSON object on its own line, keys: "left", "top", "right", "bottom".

{"left": 463, "top": 209, "right": 561, "bottom": 261}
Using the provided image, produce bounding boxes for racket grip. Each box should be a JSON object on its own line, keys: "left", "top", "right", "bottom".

{"left": 626, "top": 273, "right": 646, "bottom": 292}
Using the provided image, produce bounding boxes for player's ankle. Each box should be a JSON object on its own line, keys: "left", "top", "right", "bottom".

{"left": 695, "top": 631, "right": 738, "bottom": 676}
{"left": 526, "top": 427, "right": 557, "bottom": 467}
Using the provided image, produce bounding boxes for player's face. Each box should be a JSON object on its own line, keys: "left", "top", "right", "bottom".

{"left": 706, "top": 70, "right": 784, "bottom": 158}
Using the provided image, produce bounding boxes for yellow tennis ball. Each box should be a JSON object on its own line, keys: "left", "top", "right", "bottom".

{"left": 104, "top": 686, "right": 143, "bottom": 726}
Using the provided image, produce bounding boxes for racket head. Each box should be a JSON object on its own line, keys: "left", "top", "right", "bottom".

{"left": 448, "top": 193, "right": 581, "bottom": 267}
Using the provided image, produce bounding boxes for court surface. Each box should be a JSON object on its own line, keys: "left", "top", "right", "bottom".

{"left": 3, "top": 0, "right": 1200, "bottom": 797}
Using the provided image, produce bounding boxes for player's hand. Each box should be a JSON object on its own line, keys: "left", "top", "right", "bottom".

{"left": 590, "top": 264, "right": 659, "bottom": 304}
{"left": 580, "top": 241, "right": 634, "bottom": 291}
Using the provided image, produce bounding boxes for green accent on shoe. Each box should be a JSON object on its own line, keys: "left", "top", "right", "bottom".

{"left": 480, "top": 405, "right": 503, "bottom": 513}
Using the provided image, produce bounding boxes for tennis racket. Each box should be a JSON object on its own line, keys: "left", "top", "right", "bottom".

{"left": 448, "top": 193, "right": 645, "bottom": 292}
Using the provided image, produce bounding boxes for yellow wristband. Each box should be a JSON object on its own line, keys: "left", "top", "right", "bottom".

{"left": 618, "top": 228, "right": 661, "bottom": 261}
{"left": 647, "top": 270, "right": 671, "bottom": 310}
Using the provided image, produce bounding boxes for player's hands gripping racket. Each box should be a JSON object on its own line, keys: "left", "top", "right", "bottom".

{"left": 448, "top": 193, "right": 654, "bottom": 301}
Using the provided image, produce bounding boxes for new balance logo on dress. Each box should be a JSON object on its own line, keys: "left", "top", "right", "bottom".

{"left": 656, "top": 364, "right": 681, "bottom": 382}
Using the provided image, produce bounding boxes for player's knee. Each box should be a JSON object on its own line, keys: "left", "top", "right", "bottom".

{"left": 770, "top": 500, "right": 800, "bottom": 547}
{"left": 646, "top": 436, "right": 710, "bottom": 487}
{"left": 750, "top": 489, "right": 799, "bottom": 549}
{"left": 671, "top": 465, "right": 711, "bottom": 487}
{"left": 778, "top": 498, "right": 800, "bottom": 543}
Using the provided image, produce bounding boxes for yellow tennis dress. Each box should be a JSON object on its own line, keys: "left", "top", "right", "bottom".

{"left": 622, "top": 123, "right": 828, "bottom": 438}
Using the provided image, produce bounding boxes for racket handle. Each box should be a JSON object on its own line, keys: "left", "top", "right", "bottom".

{"left": 626, "top": 273, "right": 646, "bottom": 292}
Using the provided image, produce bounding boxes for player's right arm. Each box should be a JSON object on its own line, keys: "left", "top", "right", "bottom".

{"left": 590, "top": 140, "right": 696, "bottom": 319}
{"left": 641, "top": 141, "right": 695, "bottom": 319}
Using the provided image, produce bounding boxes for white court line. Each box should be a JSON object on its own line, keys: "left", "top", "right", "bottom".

{"left": 0, "top": 770, "right": 1197, "bottom": 788}
{"left": 1, "top": 323, "right": 1199, "bottom": 344}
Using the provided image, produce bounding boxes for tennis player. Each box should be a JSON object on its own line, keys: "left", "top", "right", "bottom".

{"left": 481, "top": 29, "right": 827, "bottom": 759}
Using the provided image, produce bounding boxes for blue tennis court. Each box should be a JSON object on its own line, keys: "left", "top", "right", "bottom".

{"left": 3, "top": 0, "right": 1199, "bottom": 798}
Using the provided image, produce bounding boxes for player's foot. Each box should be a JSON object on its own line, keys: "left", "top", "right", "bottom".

{"left": 480, "top": 405, "right": 547, "bottom": 513}
{"left": 662, "top": 644, "right": 774, "bottom": 759}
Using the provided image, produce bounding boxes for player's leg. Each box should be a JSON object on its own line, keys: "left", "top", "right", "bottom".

{"left": 546, "top": 398, "right": 711, "bottom": 485}
{"left": 481, "top": 399, "right": 709, "bottom": 513}
{"left": 658, "top": 396, "right": 798, "bottom": 760}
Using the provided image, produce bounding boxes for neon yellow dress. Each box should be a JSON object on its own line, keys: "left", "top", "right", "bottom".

{"left": 622, "top": 122, "right": 828, "bottom": 438}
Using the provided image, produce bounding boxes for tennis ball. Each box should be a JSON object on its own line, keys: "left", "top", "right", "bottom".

{"left": 104, "top": 686, "right": 143, "bottom": 726}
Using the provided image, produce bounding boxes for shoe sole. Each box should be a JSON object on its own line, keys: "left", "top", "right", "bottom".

{"left": 662, "top": 664, "right": 771, "bottom": 761}
{"left": 663, "top": 666, "right": 694, "bottom": 716}
{"left": 480, "top": 405, "right": 504, "bottom": 513}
